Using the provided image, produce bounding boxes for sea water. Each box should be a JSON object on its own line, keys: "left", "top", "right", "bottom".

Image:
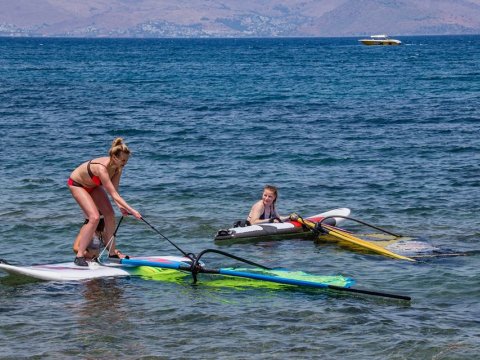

{"left": 0, "top": 35, "right": 479, "bottom": 359}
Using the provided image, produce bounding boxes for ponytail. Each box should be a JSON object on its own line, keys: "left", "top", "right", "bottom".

{"left": 109, "top": 137, "right": 131, "bottom": 157}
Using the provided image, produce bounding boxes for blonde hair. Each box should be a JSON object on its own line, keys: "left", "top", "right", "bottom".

{"left": 109, "top": 137, "right": 131, "bottom": 157}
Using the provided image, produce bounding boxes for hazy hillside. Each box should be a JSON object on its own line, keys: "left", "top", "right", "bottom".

{"left": 1, "top": 0, "right": 480, "bottom": 37}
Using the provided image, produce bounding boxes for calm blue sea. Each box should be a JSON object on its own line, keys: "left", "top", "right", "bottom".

{"left": 0, "top": 35, "right": 479, "bottom": 359}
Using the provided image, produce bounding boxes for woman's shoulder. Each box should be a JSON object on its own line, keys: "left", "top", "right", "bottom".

{"left": 91, "top": 156, "right": 109, "bottom": 163}
{"left": 251, "top": 200, "right": 264, "bottom": 210}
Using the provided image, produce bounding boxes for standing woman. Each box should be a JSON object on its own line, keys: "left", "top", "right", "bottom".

{"left": 68, "top": 138, "right": 141, "bottom": 266}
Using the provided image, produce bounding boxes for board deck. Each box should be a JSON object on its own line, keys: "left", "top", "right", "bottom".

{"left": 0, "top": 256, "right": 354, "bottom": 291}
{"left": 0, "top": 256, "right": 193, "bottom": 281}
{"left": 214, "top": 208, "right": 351, "bottom": 244}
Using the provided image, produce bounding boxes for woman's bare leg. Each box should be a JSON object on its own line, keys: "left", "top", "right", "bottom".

{"left": 90, "top": 187, "right": 117, "bottom": 255}
{"left": 69, "top": 187, "right": 100, "bottom": 258}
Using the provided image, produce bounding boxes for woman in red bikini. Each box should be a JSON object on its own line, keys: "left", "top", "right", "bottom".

{"left": 68, "top": 137, "right": 141, "bottom": 266}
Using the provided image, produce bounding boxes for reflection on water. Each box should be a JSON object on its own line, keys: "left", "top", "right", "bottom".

{"left": 79, "top": 278, "right": 127, "bottom": 323}
{"left": 73, "top": 278, "right": 147, "bottom": 356}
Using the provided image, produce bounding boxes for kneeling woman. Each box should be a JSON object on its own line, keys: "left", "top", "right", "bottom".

{"left": 73, "top": 216, "right": 105, "bottom": 260}
{"left": 68, "top": 138, "right": 141, "bottom": 266}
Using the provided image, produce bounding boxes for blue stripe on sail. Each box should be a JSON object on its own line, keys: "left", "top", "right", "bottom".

{"left": 120, "top": 258, "right": 186, "bottom": 270}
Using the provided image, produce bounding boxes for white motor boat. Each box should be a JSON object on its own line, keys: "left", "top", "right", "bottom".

{"left": 359, "top": 34, "right": 402, "bottom": 46}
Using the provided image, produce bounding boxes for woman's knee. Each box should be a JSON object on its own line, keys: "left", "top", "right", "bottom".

{"left": 86, "top": 212, "right": 101, "bottom": 225}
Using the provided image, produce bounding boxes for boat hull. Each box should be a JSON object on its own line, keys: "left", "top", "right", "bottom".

{"left": 360, "top": 40, "right": 401, "bottom": 46}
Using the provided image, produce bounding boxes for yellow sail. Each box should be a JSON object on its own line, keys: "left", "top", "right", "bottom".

{"left": 297, "top": 217, "right": 415, "bottom": 261}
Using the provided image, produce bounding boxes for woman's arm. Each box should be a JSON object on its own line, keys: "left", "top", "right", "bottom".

{"left": 111, "top": 167, "right": 122, "bottom": 190}
{"left": 247, "top": 201, "right": 266, "bottom": 225}
{"left": 98, "top": 168, "right": 141, "bottom": 219}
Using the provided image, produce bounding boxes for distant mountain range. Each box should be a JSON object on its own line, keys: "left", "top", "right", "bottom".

{"left": 1, "top": 0, "right": 480, "bottom": 38}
